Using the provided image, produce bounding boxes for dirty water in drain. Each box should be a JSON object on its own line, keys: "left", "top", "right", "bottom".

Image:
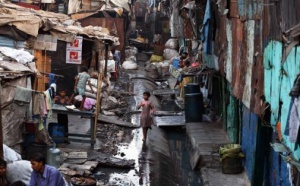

{"left": 93, "top": 78, "right": 202, "bottom": 185}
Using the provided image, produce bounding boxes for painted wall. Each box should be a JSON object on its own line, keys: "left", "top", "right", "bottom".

{"left": 264, "top": 40, "right": 300, "bottom": 160}
{"left": 241, "top": 106, "right": 258, "bottom": 182}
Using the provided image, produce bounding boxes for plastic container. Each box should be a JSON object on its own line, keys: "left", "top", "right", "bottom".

{"left": 184, "top": 83, "right": 201, "bottom": 95}
{"left": 220, "top": 144, "right": 244, "bottom": 174}
{"left": 47, "top": 144, "right": 61, "bottom": 168}
{"left": 173, "top": 58, "right": 180, "bottom": 69}
{"left": 23, "top": 121, "right": 38, "bottom": 133}
{"left": 184, "top": 93, "right": 204, "bottom": 123}
{"left": 48, "top": 123, "right": 65, "bottom": 144}
{"left": 27, "top": 142, "right": 51, "bottom": 160}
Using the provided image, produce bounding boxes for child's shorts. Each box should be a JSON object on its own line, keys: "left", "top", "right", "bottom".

{"left": 74, "top": 87, "right": 85, "bottom": 95}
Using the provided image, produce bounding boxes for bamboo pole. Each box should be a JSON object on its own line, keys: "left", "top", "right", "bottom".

{"left": 93, "top": 45, "right": 108, "bottom": 145}
{"left": 0, "top": 79, "right": 3, "bottom": 159}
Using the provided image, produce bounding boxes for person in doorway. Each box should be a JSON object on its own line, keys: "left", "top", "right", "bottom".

{"left": 137, "top": 91, "right": 155, "bottom": 142}
{"left": 68, "top": 66, "right": 94, "bottom": 110}
{"left": 54, "top": 90, "right": 69, "bottom": 105}
{"left": 29, "top": 153, "right": 65, "bottom": 186}
{"left": 0, "top": 159, "right": 26, "bottom": 186}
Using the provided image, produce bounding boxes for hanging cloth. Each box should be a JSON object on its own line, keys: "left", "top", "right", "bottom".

{"left": 289, "top": 97, "right": 300, "bottom": 143}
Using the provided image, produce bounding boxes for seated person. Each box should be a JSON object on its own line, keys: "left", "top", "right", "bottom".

{"left": 54, "top": 90, "right": 69, "bottom": 105}
{"left": 74, "top": 97, "right": 96, "bottom": 111}
{"left": 29, "top": 153, "right": 65, "bottom": 186}
{"left": 0, "top": 159, "right": 26, "bottom": 186}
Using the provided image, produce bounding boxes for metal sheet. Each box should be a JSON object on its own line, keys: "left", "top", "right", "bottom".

{"left": 231, "top": 18, "right": 244, "bottom": 100}
{"left": 225, "top": 19, "right": 232, "bottom": 83}
{"left": 154, "top": 115, "right": 185, "bottom": 127}
{"left": 242, "top": 20, "right": 255, "bottom": 109}
{"left": 238, "top": 0, "right": 263, "bottom": 20}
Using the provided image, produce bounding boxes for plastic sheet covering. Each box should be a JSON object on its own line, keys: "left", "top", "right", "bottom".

{"left": 1, "top": 77, "right": 27, "bottom": 148}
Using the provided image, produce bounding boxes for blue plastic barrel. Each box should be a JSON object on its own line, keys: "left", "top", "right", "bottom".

{"left": 48, "top": 123, "right": 65, "bottom": 144}
{"left": 173, "top": 58, "right": 180, "bottom": 69}
{"left": 185, "top": 93, "right": 204, "bottom": 123}
{"left": 184, "top": 83, "right": 200, "bottom": 95}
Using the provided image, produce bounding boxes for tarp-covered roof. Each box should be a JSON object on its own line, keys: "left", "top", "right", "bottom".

{"left": 0, "top": 47, "right": 38, "bottom": 79}
{"left": 0, "top": 2, "right": 119, "bottom": 44}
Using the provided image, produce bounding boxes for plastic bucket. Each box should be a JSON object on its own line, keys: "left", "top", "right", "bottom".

{"left": 27, "top": 142, "right": 51, "bottom": 160}
{"left": 184, "top": 93, "right": 204, "bottom": 122}
{"left": 48, "top": 123, "right": 65, "bottom": 144}
{"left": 184, "top": 83, "right": 201, "bottom": 95}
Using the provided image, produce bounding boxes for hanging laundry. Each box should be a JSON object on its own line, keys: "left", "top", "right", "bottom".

{"left": 290, "top": 74, "right": 300, "bottom": 97}
{"left": 48, "top": 73, "right": 56, "bottom": 85}
{"left": 289, "top": 97, "right": 300, "bottom": 143}
{"left": 33, "top": 93, "right": 46, "bottom": 116}
{"left": 14, "top": 86, "right": 32, "bottom": 105}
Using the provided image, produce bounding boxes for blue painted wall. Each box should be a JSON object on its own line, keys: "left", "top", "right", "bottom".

{"left": 241, "top": 105, "right": 258, "bottom": 182}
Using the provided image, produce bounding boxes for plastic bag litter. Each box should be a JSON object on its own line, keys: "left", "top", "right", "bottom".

{"left": 150, "top": 54, "right": 164, "bottom": 62}
{"left": 3, "top": 144, "right": 22, "bottom": 163}
{"left": 125, "top": 47, "right": 138, "bottom": 58}
{"left": 122, "top": 61, "right": 138, "bottom": 70}
{"left": 163, "top": 48, "right": 179, "bottom": 60}
{"left": 165, "top": 39, "right": 179, "bottom": 49}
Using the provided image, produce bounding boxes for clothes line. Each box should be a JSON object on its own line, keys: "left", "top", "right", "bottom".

{"left": 39, "top": 72, "right": 64, "bottom": 78}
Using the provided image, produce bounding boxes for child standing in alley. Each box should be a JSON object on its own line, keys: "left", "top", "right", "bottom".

{"left": 137, "top": 91, "right": 155, "bottom": 142}
{"left": 68, "top": 66, "right": 94, "bottom": 110}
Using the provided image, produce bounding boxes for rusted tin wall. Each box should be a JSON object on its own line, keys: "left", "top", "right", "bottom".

{"left": 262, "top": 0, "right": 300, "bottom": 44}
{"left": 214, "top": 0, "right": 263, "bottom": 114}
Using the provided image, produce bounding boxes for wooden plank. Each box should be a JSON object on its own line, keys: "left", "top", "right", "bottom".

{"left": 98, "top": 114, "right": 138, "bottom": 128}
{"left": 68, "top": 152, "right": 88, "bottom": 159}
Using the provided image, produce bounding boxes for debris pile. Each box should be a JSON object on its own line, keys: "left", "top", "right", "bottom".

{"left": 122, "top": 47, "right": 138, "bottom": 70}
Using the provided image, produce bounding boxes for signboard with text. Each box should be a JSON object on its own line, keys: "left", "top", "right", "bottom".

{"left": 66, "top": 36, "right": 83, "bottom": 64}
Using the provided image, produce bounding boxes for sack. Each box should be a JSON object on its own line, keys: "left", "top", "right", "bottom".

{"left": 6, "top": 160, "right": 32, "bottom": 185}
{"left": 3, "top": 145, "right": 22, "bottom": 163}
{"left": 165, "top": 39, "right": 178, "bottom": 49}
{"left": 150, "top": 54, "right": 164, "bottom": 62}
{"left": 122, "top": 61, "right": 138, "bottom": 70}
{"left": 145, "top": 64, "right": 160, "bottom": 79}
{"left": 163, "top": 48, "right": 179, "bottom": 60}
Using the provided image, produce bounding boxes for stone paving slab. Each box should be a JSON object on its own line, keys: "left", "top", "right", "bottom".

{"left": 186, "top": 122, "right": 250, "bottom": 185}
{"left": 201, "top": 167, "right": 250, "bottom": 186}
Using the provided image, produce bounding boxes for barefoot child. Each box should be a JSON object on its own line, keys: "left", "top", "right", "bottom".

{"left": 137, "top": 92, "right": 155, "bottom": 141}
{"left": 68, "top": 66, "right": 94, "bottom": 110}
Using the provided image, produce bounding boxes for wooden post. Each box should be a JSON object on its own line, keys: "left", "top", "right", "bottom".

{"left": 0, "top": 79, "right": 3, "bottom": 159}
{"left": 104, "top": 44, "right": 109, "bottom": 77}
{"left": 93, "top": 45, "right": 107, "bottom": 144}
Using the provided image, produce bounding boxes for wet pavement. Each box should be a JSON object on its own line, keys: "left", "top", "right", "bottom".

{"left": 53, "top": 58, "right": 203, "bottom": 185}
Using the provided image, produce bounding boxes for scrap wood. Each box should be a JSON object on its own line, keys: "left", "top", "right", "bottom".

{"left": 98, "top": 114, "right": 139, "bottom": 128}
{"left": 64, "top": 158, "right": 87, "bottom": 164}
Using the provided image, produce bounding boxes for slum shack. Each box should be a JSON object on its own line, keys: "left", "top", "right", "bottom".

{"left": 0, "top": 1, "right": 119, "bottom": 157}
